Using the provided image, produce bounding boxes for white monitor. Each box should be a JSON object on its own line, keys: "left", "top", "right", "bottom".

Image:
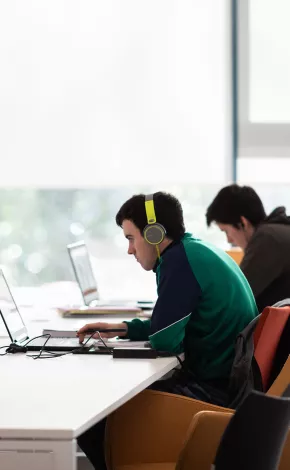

{"left": 67, "top": 241, "right": 99, "bottom": 306}
{"left": 0, "top": 269, "right": 28, "bottom": 343}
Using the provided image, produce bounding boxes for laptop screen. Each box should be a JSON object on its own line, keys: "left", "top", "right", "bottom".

{"left": 0, "top": 270, "right": 28, "bottom": 343}
{"left": 67, "top": 241, "right": 99, "bottom": 306}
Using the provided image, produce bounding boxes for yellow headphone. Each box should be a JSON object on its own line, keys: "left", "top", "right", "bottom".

{"left": 143, "top": 194, "right": 166, "bottom": 258}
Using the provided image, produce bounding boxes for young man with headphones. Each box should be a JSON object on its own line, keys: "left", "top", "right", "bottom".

{"left": 77, "top": 192, "right": 258, "bottom": 470}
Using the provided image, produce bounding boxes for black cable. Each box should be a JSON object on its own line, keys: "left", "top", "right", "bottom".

{"left": 0, "top": 334, "right": 52, "bottom": 358}
{"left": 94, "top": 331, "right": 113, "bottom": 354}
{"left": 175, "top": 355, "right": 184, "bottom": 368}
{"left": 0, "top": 344, "right": 11, "bottom": 356}
{"left": 30, "top": 331, "right": 98, "bottom": 360}
{"left": 1, "top": 330, "right": 182, "bottom": 365}
{"left": 31, "top": 330, "right": 116, "bottom": 359}
{"left": 24, "top": 334, "right": 51, "bottom": 347}
{"left": 29, "top": 334, "right": 52, "bottom": 360}
{"left": 1, "top": 334, "right": 53, "bottom": 355}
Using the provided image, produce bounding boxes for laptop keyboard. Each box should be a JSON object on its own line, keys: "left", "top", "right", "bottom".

{"left": 47, "top": 338, "right": 81, "bottom": 347}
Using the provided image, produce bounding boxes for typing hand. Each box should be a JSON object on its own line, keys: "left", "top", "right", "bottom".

{"left": 77, "top": 322, "right": 128, "bottom": 344}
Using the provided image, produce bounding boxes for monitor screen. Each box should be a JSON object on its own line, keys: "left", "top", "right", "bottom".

{"left": 67, "top": 241, "right": 99, "bottom": 306}
{"left": 0, "top": 270, "right": 28, "bottom": 342}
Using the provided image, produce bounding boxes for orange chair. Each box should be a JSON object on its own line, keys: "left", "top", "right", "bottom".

{"left": 175, "top": 389, "right": 290, "bottom": 470}
{"left": 254, "top": 307, "right": 290, "bottom": 391}
{"left": 105, "top": 307, "right": 290, "bottom": 470}
{"left": 105, "top": 359, "right": 290, "bottom": 470}
{"left": 175, "top": 384, "right": 290, "bottom": 470}
{"left": 225, "top": 249, "right": 244, "bottom": 265}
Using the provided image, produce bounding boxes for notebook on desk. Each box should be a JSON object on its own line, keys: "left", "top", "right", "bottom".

{"left": 67, "top": 241, "right": 155, "bottom": 314}
{"left": 57, "top": 305, "right": 142, "bottom": 317}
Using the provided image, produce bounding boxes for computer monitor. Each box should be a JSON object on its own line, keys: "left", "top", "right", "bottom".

{"left": 0, "top": 269, "right": 28, "bottom": 343}
{"left": 67, "top": 241, "right": 99, "bottom": 306}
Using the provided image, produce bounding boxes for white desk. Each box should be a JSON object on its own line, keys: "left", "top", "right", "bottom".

{"left": 0, "top": 312, "right": 178, "bottom": 470}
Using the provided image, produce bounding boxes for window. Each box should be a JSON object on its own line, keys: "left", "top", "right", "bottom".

{"left": 237, "top": 0, "right": 290, "bottom": 223}
{"left": 238, "top": 0, "right": 290, "bottom": 158}
{"left": 0, "top": 186, "right": 226, "bottom": 299}
{"left": 0, "top": 1, "right": 231, "bottom": 296}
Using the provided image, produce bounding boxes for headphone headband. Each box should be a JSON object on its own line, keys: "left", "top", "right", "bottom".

{"left": 143, "top": 194, "right": 166, "bottom": 249}
{"left": 145, "top": 194, "right": 156, "bottom": 224}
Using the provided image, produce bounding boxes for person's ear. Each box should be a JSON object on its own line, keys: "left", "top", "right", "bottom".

{"left": 240, "top": 216, "right": 249, "bottom": 229}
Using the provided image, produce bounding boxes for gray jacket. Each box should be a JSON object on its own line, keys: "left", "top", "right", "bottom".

{"left": 240, "top": 207, "right": 290, "bottom": 312}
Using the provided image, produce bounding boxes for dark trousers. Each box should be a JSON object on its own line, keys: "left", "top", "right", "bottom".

{"left": 77, "top": 369, "right": 228, "bottom": 470}
{"left": 78, "top": 417, "right": 107, "bottom": 470}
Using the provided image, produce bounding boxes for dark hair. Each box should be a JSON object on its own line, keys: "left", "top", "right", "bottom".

{"left": 116, "top": 191, "right": 185, "bottom": 240}
{"left": 206, "top": 184, "right": 266, "bottom": 228}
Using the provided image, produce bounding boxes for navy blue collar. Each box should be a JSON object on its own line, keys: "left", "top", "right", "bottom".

{"left": 152, "top": 238, "right": 180, "bottom": 272}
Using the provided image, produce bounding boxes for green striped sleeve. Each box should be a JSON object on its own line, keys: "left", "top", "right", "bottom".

{"left": 123, "top": 318, "right": 151, "bottom": 341}
{"left": 149, "top": 313, "right": 191, "bottom": 353}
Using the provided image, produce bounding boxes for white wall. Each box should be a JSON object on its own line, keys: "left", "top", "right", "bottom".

{"left": 0, "top": 0, "right": 232, "bottom": 187}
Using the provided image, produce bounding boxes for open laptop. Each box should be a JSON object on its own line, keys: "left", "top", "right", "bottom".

{"left": 0, "top": 270, "right": 92, "bottom": 351}
{"left": 67, "top": 240, "right": 155, "bottom": 310}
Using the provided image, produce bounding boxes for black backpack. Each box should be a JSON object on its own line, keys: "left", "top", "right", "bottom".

{"left": 228, "top": 299, "right": 290, "bottom": 409}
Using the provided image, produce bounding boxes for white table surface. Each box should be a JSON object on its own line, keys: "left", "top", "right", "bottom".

{"left": 0, "top": 286, "right": 177, "bottom": 441}
{"left": 0, "top": 352, "right": 178, "bottom": 440}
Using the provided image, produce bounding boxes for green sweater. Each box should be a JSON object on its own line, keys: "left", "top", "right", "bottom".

{"left": 124, "top": 233, "right": 258, "bottom": 381}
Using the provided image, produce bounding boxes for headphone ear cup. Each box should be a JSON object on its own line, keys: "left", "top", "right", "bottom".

{"left": 143, "top": 223, "right": 166, "bottom": 245}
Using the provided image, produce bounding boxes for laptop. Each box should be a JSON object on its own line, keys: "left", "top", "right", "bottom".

{"left": 0, "top": 269, "right": 92, "bottom": 351}
{"left": 67, "top": 240, "right": 155, "bottom": 310}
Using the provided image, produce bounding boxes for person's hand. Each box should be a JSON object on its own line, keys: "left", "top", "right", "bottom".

{"left": 77, "top": 322, "right": 128, "bottom": 344}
